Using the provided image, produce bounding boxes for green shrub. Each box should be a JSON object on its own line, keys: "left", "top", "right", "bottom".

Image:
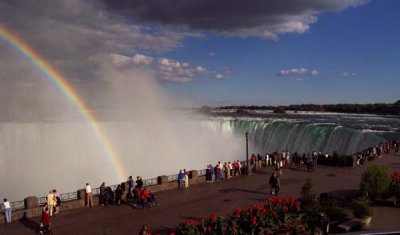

{"left": 352, "top": 199, "right": 372, "bottom": 219}
{"left": 360, "top": 165, "right": 391, "bottom": 200}
{"left": 300, "top": 179, "right": 319, "bottom": 211}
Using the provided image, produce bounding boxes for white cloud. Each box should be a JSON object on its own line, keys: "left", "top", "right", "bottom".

{"left": 132, "top": 54, "right": 153, "bottom": 65}
{"left": 208, "top": 52, "right": 216, "bottom": 57}
{"left": 296, "top": 78, "right": 304, "bottom": 82}
{"left": 278, "top": 68, "right": 319, "bottom": 76}
{"left": 157, "top": 58, "right": 209, "bottom": 83}
{"left": 310, "top": 69, "right": 319, "bottom": 76}
{"left": 110, "top": 53, "right": 132, "bottom": 67}
{"left": 341, "top": 71, "right": 357, "bottom": 77}
{"left": 195, "top": 66, "right": 207, "bottom": 73}
{"left": 215, "top": 74, "right": 224, "bottom": 80}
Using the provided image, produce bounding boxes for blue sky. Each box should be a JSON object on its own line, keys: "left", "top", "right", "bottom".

{"left": 1, "top": 0, "right": 399, "bottom": 107}
{"left": 156, "top": 0, "right": 400, "bottom": 105}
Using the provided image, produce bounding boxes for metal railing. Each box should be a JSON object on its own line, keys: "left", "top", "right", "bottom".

{"left": 198, "top": 169, "right": 207, "bottom": 176}
{"left": 167, "top": 174, "right": 179, "bottom": 182}
{"left": 143, "top": 178, "right": 158, "bottom": 186}
{"left": 7, "top": 169, "right": 209, "bottom": 211}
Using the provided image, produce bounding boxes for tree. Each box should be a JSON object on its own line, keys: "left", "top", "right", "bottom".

{"left": 273, "top": 106, "right": 286, "bottom": 114}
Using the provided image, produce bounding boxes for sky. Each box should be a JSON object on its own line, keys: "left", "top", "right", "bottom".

{"left": 0, "top": 0, "right": 399, "bottom": 106}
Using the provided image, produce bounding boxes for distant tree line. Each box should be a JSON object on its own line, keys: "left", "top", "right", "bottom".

{"left": 217, "top": 100, "right": 400, "bottom": 116}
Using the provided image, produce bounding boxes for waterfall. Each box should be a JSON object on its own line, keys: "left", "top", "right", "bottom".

{"left": 206, "top": 118, "right": 387, "bottom": 155}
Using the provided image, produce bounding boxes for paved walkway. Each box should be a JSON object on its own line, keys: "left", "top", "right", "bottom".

{"left": 1, "top": 153, "right": 400, "bottom": 234}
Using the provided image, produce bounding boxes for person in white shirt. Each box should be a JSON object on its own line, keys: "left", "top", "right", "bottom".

{"left": 3, "top": 198, "right": 11, "bottom": 223}
{"left": 85, "top": 183, "right": 93, "bottom": 207}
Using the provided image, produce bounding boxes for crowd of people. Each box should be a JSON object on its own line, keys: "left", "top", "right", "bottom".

{"left": 178, "top": 169, "right": 190, "bottom": 188}
{"left": 127, "top": 176, "right": 158, "bottom": 209}
{"left": 205, "top": 160, "right": 243, "bottom": 182}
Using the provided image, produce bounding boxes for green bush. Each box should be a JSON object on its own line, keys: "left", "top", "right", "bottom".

{"left": 300, "top": 179, "right": 319, "bottom": 211}
{"left": 360, "top": 165, "right": 391, "bottom": 200}
{"left": 352, "top": 199, "right": 372, "bottom": 219}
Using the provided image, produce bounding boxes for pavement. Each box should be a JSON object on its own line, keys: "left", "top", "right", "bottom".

{"left": 1, "top": 152, "right": 400, "bottom": 234}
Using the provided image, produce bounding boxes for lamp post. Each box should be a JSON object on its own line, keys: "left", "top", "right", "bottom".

{"left": 245, "top": 131, "right": 249, "bottom": 175}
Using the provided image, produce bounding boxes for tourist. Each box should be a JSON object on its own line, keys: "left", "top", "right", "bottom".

{"left": 128, "top": 176, "right": 135, "bottom": 199}
{"left": 233, "top": 161, "right": 239, "bottom": 176}
{"left": 54, "top": 190, "right": 61, "bottom": 214}
{"left": 206, "top": 165, "right": 212, "bottom": 182}
{"left": 133, "top": 186, "right": 141, "bottom": 206}
{"left": 105, "top": 187, "right": 114, "bottom": 206}
{"left": 2, "top": 198, "right": 11, "bottom": 223}
{"left": 224, "top": 162, "right": 230, "bottom": 179}
{"left": 140, "top": 187, "right": 150, "bottom": 209}
{"left": 184, "top": 169, "right": 190, "bottom": 188}
{"left": 138, "top": 224, "right": 149, "bottom": 235}
{"left": 218, "top": 161, "right": 224, "bottom": 179}
{"left": 85, "top": 183, "right": 93, "bottom": 207}
{"left": 178, "top": 170, "right": 185, "bottom": 188}
{"left": 237, "top": 160, "right": 242, "bottom": 175}
{"left": 228, "top": 161, "right": 233, "bottom": 177}
{"left": 269, "top": 173, "right": 278, "bottom": 195}
{"left": 265, "top": 153, "right": 270, "bottom": 166}
{"left": 214, "top": 164, "right": 220, "bottom": 180}
{"left": 257, "top": 154, "right": 262, "bottom": 167}
{"left": 148, "top": 190, "right": 158, "bottom": 207}
{"left": 115, "top": 184, "right": 123, "bottom": 205}
{"left": 47, "top": 190, "right": 55, "bottom": 216}
{"left": 99, "top": 182, "right": 106, "bottom": 206}
{"left": 210, "top": 164, "right": 215, "bottom": 181}
{"left": 40, "top": 207, "right": 51, "bottom": 234}
{"left": 136, "top": 176, "right": 144, "bottom": 191}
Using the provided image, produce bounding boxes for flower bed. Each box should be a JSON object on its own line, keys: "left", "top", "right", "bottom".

{"left": 175, "top": 196, "right": 305, "bottom": 235}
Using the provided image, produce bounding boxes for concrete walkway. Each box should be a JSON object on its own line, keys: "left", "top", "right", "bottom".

{"left": 1, "top": 153, "right": 400, "bottom": 234}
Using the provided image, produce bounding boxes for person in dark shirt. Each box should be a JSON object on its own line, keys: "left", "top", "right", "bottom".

{"left": 136, "top": 176, "right": 144, "bottom": 190}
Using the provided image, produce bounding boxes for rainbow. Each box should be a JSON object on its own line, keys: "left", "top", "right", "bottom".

{"left": 0, "top": 25, "right": 126, "bottom": 181}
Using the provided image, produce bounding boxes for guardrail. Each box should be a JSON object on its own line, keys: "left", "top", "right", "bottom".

{"left": 3, "top": 169, "right": 208, "bottom": 211}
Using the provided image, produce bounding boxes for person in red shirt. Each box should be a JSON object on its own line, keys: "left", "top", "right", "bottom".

{"left": 40, "top": 207, "right": 50, "bottom": 234}
{"left": 140, "top": 187, "right": 150, "bottom": 209}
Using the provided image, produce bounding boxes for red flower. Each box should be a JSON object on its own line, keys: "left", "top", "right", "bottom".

{"left": 235, "top": 207, "right": 241, "bottom": 215}
{"left": 245, "top": 211, "right": 250, "bottom": 217}
{"left": 289, "top": 196, "right": 295, "bottom": 205}
{"left": 284, "top": 206, "right": 289, "bottom": 212}
{"left": 181, "top": 220, "right": 186, "bottom": 225}
{"left": 261, "top": 209, "right": 266, "bottom": 215}
{"left": 189, "top": 219, "right": 196, "bottom": 226}
{"left": 277, "top": 198, "right": 283, "bottom": 205}
{"left": 170, "top": 233, "right": 176, "bottom": 235}
{"left": 252, "top": 216, "right": 257, "bottom": 225}
{"left": 200, "top": 217, "right": 205, "bottom": 224}
{"left": 210, "top": 213, "right": 217, "bottom": 221}
{"left": 295, "top": 201, "right": 301, "bottom": 209}
{"left": 207, "top": 225, "right": 212, "bottom": 231}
